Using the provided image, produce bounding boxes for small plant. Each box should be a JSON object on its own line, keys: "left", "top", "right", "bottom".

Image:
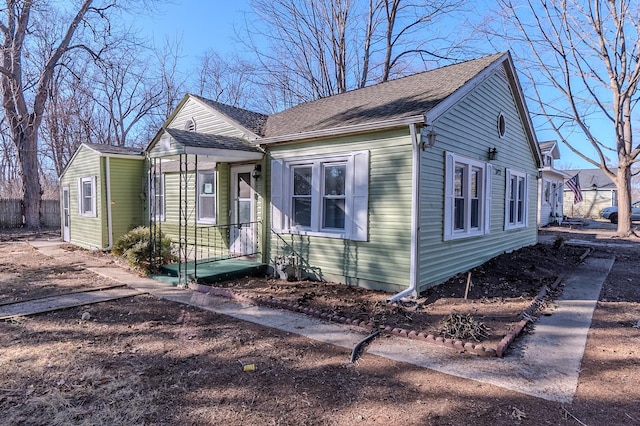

{"left": 112, "top": 227, "right": 175, "bottom": 274}
{"left": 440, "top": 313, "right": 489, "bottom": 341}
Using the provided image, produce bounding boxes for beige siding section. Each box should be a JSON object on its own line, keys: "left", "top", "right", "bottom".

{"left": 59, "top": 146, "right": 105, "bottom": 250}
{"left": 418, "top": 69, "right": 539, "bottom": 292}
{"left": 267, "top": 128, "right": 413, "bottom": 293}
{"left": 563, "top": 189, "right": 616, "bottom": 218}
{"left": 167, "top": 98, "right": 247, "bottom": 138}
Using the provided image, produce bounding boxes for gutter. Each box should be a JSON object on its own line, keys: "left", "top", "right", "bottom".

{"left": 105, "top": 156, "right": 114, "bottom": 250}
{"left": 388, "top": 123, "right": 422, "bottom": 302}
{"left": 258, "top": 115, "right": 425, "bottom": 145}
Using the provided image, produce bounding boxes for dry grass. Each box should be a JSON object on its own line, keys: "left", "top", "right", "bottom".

{"left": 1, "top": 317, "right": 154, "bottom": 426}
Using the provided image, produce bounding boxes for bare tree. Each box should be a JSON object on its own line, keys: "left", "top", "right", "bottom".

{"left": 40, "top": 60, "right": 96, "bottom": 177}
{"left": 379, "top": 0, "right": 466, "bottom": 82}
{"left": 155, "top": 36, "right": 186, "bottom": 122}
{"left": 196, "top": 49, "right": 257, "bottom": 108}
{"left": 242, "top": 0, "right": 469, "bottom": 109}
{"left": 494, "top": 0, "right": 640, "bottom": 236}
{"left": 0, "top": 0, "right": 123, "bottom": 227}
{"left": 91, "top": 49, "right": 165, "bottom": 147}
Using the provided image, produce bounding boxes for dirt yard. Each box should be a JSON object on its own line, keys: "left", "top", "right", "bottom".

{"left": 1, "top": 223, "right": 639, "bottom": 425}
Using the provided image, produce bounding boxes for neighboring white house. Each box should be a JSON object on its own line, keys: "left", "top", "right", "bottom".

{"left": 538, "top": 141, "right": 568, "bottom": 226}
{"left": 562, "top": 168, "right": 617, "bottom": 218}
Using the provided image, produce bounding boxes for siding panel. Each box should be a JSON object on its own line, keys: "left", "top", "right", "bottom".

{"left": 267, "top": 128, "right": 413, "bottom": 293}
{"left": 417, "top": 70, "right": 539, "bottom": 291}
{"left": 59, "top": 146, "right": 105, "bottom": 249}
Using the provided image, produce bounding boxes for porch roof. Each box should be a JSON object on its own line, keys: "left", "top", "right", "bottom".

{"left": 150, "top": 128, "right": 264, "bottom": 161}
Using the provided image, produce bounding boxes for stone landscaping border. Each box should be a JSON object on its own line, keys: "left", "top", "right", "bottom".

{"left": 189, "top": 248, "right": 588, "bottom": 358}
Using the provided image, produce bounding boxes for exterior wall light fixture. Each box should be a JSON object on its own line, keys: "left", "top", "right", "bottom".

{"left": 488, "top": 147, "right": 498, "bottom": 161}
{"left": 252, "top": 164, "right": 262, "bottom": 179}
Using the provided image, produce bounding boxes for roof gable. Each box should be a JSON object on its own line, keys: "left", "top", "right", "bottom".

{"left": 190, "top": 95, "right": 268, "bottom": 137}
{"left": 60, "top": 142, "right": 144, "bottom": 178}
{"left": 539, "top": 140, "right": 560, "bottom": 159}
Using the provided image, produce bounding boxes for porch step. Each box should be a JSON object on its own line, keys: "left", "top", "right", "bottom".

{"left": 153, "top": 258, "right": 267, "bottom": 286}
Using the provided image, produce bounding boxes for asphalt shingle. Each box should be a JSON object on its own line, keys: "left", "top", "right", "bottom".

{"left": 164, "top": 128, "right": 262, "bottom": 153}
{"left": 191, "top": 95, "right": 268, "bottom": 137}
{"left": 262, "top": 53, "right": 505, "bottom": 138}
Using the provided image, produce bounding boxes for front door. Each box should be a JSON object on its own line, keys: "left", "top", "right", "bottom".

{"left": 230, "top": 165, "right": 256, "bottom": 256}
{"left": 62, "top": 187, "right": 70, "bottom": 242}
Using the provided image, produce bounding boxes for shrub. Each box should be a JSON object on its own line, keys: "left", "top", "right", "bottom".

{"left": 112, "top": 227, "right": 175, "bottom": 274}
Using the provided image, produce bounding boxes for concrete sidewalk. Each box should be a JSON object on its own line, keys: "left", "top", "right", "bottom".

{"left": 20, "top": 239, "right": 613, "bottom": 403}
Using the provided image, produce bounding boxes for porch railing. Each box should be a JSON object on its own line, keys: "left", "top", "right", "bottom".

{"left": 187, "top": 221, "right": 261, "bottom": 264}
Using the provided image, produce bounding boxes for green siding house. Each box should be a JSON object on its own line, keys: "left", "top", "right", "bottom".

{"left": 59, "top": 142, "right": 145, "bottom": 250}
{"left": 61, "top": 51, "right": 541, "bottom": 299}
{"left": 262, "top": 52, "right": 541, "bottom": 298}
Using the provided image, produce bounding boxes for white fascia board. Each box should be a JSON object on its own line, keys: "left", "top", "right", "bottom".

{"left": 98, "top": 152, "right": 145, "bottom": 160}
{"left": 183, "top": 146, "right": 264, "bottom": 162}
{"left": 541, "top": 167, "right": 571, "bottom": 179}
{"left": 257, "top": 115, "right": 425, "bottom": 145}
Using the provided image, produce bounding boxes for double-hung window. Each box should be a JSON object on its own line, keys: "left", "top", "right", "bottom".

{"left": 322, "top": 163, "right": 347, "bottom": 229}
{"left": 291, "top": 166, "right": 312, "bottom": 227}
{"left": 78, "top": 176, "right": 97, "bottom": 217}
{"left": 197, "top": 171, "right": 216, "bottom": 223}
{"left": 271, "top": 150, "right": 368, "bottom": 241}
{"left": 150, "top": 174, "right": 165, "bottom": 221}
{"left": 505, "top": 169, "right": 528, "bottom": 229}
{"left": 445, "top": 152, "right": 491, "bottom": 240}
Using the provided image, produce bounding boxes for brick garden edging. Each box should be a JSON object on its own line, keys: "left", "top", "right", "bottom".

{"left": 189, "top": 259, "right": 579, "bottom": 358}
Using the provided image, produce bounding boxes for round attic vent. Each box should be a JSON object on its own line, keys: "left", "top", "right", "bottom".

{"left": 184, "top": 118, "right": 196, "bottom": 132}
{"left": 497, "top": 113, "right": 506, "bottom": 138}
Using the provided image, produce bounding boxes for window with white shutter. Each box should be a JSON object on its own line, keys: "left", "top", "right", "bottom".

{"left": 270, "top": 150, "right": 369, "bottom": 241}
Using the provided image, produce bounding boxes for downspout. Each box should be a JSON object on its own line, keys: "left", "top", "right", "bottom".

{"left": 104, "top": 156, "right": 114, "bottom": 250}
{"left": 388, "top": 123, "right": 421, "bottom": 302}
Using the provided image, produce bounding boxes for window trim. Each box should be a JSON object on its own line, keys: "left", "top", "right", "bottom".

{"left": 444, "top": 152, "right": 491, "bottom": 241}
{"left": 271, "top": 150, "right": 369, "bottom": 241}
{"left": 197, "top": 170, "right": 217, "bottom": 224}
{"left": 150, "top": 173, "right": 165, "bottom": 222}
{"left": 77, "top": 176, "right": 97, "bottom": 218}
{"left": 505, "top": 168, "right": 529, "bottom": 230}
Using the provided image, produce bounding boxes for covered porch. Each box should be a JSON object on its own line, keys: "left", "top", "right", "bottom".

{"left": 147, "top": 127, "right": 267, "bottom": 287}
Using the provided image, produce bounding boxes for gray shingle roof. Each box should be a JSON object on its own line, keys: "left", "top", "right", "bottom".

{"left": 262, "top": 53, "right": 505, "bottom": 138}
{"left": 164, "top": 128, "right": 262, "bottom": 153}
{"left": 191, "top": 95, "right": 268, "bottom": 136}
{"left": 84, "top": 142, "right": 144, "bottom": 156}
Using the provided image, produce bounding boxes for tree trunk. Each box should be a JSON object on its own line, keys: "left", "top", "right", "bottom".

{"left": 16, "top": 125, "right": 41, "bottom": 228}
{"left": 615, "top": 164, "right": 632, "bottom": 237}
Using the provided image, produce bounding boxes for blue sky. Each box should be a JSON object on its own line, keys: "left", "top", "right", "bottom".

{"left": 139, "top": 0, "right": 251, "bottom": 65}
{"left": 135, "top": 0, "right": 596, "bottom": 170}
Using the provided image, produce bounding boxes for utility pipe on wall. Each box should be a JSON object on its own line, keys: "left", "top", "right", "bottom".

{"left": 104, "top": 156, "right": 114, "bottom": 250}
{"left": 388, "top": 123, "right": 422, "bottom": 302}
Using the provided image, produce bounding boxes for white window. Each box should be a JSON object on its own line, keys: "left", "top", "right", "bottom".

{"left": 197, "top": 171, "right": 216, "bottom": 223}
{"left": 77, "top": 176, "right": 97, "bottom": 217}
{"left": 150, "top": 174, "right": 165, "bottom": 221}
{"left": 271, "top": 151, "right": 369, "bottom": 241}
{"left": 505, "top": 169, "right": 529, "bottom": 229}
{"left": 444, "top": 152, "right": 491, "bottom": 240}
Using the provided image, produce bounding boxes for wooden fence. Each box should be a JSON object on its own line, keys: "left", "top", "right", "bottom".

{"left": 0, "top": 199, "right": 60, "bottom": 228}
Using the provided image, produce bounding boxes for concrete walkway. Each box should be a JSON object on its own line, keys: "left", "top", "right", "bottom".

{"left": 14, "top": 239, "right": 614, "bottom": 403}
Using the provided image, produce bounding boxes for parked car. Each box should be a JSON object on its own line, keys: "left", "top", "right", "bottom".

{"left": 600, "top": 201, "right": 640, "bottom": 223}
